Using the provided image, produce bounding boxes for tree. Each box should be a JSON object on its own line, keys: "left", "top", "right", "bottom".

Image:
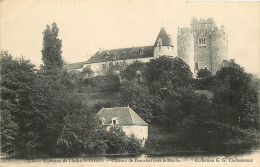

{"left": 197, "top": 68, "right": 212, "bottom": 79}
{"left": 145, "top": 56, "right": 193, "bottom": 94}
{"left": 212, "top": 63, "right": 259, "bottom": 128}
{"left": 0, "top": 51, "right": 37, "bottom": 156}
{"left": 120, "top": 81, "right": 155, "bottom": 123}
{"left": 143, "top": 56, "right": 195, "bottom": 127}
{"left": 208, "top": 63, "right": 259, "bottom": 152}
{"left": 81, "top": 67, "right": 94, "bottom": 78}
{"left": 56, "top": 105, "right": 96, "bottom": 157}
{"left": 41, "top": 23, "right": 63, "bottom": 70}
{"left": 121, "top": 61, "right": 145, "bottom": 81}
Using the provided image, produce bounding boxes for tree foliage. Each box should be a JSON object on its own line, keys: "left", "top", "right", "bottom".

{"left": 41, "top": 23, "right": 63, "bottom": 70}
{"left": 197, "top": 68, "right": 212, "bottom": 79}
{"left": 176, "top": 63, "right": 259, "bottom": 153}
{"left": 121, "top": 61, "right": 145, "bottom": 81}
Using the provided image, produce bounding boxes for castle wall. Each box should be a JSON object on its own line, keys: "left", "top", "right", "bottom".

{"left": 153, "top": 46, "right": 175, "bottom": 58}
{"left": 177, "top": 28, "right": 194, "bottom": 74}
{"left": 83, "top": 57, "right": 154, "bottom": 76}
{"left": 210, "top": 28, "right": 228, "bottom": 74}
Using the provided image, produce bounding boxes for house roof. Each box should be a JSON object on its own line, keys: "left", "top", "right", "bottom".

{"left": 97, "top": 107, "right": 148, "bottom": 126}
{"left": 154, "top": 27, "right": 172, "bottom": 46}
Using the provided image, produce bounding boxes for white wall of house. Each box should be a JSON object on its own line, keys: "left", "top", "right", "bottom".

{"left": 106, "top": 125, "right": 148, "bottom": 146}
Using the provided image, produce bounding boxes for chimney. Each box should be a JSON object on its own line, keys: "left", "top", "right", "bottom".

{"left": 230, "top": 59, "right": 235, "bottom": 63}
{"left": 99, "top": 48, "right": 102, "bottom": 54}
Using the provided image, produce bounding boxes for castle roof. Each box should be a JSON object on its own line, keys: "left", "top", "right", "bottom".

{"left": 85, "top": 46, "right": 154, "bottom": 64}
{"left": 154, "top": 27, "right": 172, "bottom": 46}
{"left": 97, "top": 107, "right": 148, "bottom": 126}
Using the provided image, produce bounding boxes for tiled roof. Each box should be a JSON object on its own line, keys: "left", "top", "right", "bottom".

{"left": 85, "top": 46, "right": 154, "bottom": 64}
{"left": 97, "top": 107, "right": 148, "bottom": 126}
{"left": 154, "top": 27, "right": 172, "bottom": 46}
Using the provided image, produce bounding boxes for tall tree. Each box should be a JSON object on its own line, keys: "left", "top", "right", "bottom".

{"left": 0, "top": 51, "right": 36, "bottom": 156}
{"left": 41, "top": 23, "right": 63, "bottom": 70}
{"left": 143, "top": 56, "right": 195, "bottom": 126}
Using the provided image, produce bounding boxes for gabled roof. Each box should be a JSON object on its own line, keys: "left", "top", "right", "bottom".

{"left": 97, "top": 107, "right": 148, "bottom": 126}
{"left": 154, "top": 27, "right": 172, "bottom": 46}
{"left": 86, "top": 46, "right": 154, "bottom": 64}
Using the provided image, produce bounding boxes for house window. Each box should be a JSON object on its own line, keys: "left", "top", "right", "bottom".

{"left": 112, "top": 117, "right": 118, "bottom": 127}
{"left": 99, "top": 117, "right": 105, "bottom": 125}
{"left": 113, "top": 120, "right": 116, "bottom": 126}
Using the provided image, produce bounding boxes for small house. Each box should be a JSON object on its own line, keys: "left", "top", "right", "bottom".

{"left": 97, "top": 107, "right": 149, "bottom": 146}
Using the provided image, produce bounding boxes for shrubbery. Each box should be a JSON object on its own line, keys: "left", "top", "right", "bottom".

{"left": 84, "top": 75, "right": 120, "bottom": 92}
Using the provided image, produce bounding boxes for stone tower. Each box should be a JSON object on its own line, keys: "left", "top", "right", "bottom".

{"left": 177, "top": 27, "right": 194, "bottom": 73}
{"left": 177, "top": 18, "right": 228, "bottom": 76}
{"left": 153, "top": 27, "right": 175, "bottom": 58}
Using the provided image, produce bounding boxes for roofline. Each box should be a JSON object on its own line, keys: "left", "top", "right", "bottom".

{"left": 101, "top": 124, "right": 149, "bottom": 126}
{"left": 101, "top": 106, "right": 129, "bottom": 109}
{"left": 97, "top": 45, "right": 153, "bottom": 53}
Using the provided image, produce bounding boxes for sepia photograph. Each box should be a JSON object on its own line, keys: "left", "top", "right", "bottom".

{"left": 0, "top": 0, "right": 259, "bottom": 167}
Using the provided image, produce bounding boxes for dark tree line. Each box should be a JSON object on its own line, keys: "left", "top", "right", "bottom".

{"left": 119, "top": 57, "right": 259, "bottom": 153}
{"left": 1, "top": 23, "right": 142, "bottom": 157}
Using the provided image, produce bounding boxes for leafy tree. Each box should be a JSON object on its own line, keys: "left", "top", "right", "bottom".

{"left": 56, "top": 104, "right": 96, "bottom": 157}
{"left": 81, "top": 67, "right": 94, "bottom": 78}
{"left": 197, "top": 68, "right": 212, "bottom": 79}
{"left": 41, "top": 23, "right": 63, "bottom": 70}
{"left": 1, "top": 51, "right": 36, "bottom": 156}
{"left": 143, "top": 56, "right": 195, "bottom": 127}
{"left": 120, "top": 81, "right": 155, "bottom": 123}
{"left": 212, "top": 62, "right": 259, "bottom": 128}
{"left": 121, "top": 61, "right": 145, "bottom": 81}
{"left": 145, "top": 56, "right": 193, "bottom": 93}
{"left": 209, "top": 63, "right": 259, "bottom": 152}
{"left": 0, "top": 103, "right": 18, "bottom": 156}
{"left": 92, "top": 127, "right": 142, "bottom": 154}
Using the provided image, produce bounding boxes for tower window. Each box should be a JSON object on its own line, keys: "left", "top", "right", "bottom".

{"left": 195, "top": 62, "right": 199, "bottom": 69}
{"left": 198, "top": 38, "right": 206, "bottom": 47}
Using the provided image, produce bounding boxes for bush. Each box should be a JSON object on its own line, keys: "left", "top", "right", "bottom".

{"left": 92, "top": 127, "right": 142, "bottom": 154}
{"left": 84, "top": 75, "right": 120, "bottom": 92}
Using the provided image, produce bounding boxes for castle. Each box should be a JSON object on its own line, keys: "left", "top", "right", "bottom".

{"left": 65, "top": 17, "right": 228, "bottom": 76}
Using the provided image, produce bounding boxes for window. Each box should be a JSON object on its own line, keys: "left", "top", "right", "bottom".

{"left": 112, "top": 117, "right": 118, "bottom": 127}
{"left": 139, "top": 49, "right": 143, "bottom": 55}
{"left": 195, "top": 62, "right": 199, "bottom": 69}
{"left": 113, "top": 120, "right": 116, "bottom": 126}
{"left": 198, "top": 38, "right": 206, "bottom": 47}
{"left": 99, "top": 117, "right": 105, "bottom": 125}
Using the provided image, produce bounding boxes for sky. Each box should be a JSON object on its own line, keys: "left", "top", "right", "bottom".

{"left": 1, "top": 0, "right": 259, "bottom": 75}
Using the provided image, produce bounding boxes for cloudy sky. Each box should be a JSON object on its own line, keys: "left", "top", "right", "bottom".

{"left": 1, "top": 0, "right": 259, "bottom": 74}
